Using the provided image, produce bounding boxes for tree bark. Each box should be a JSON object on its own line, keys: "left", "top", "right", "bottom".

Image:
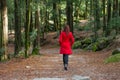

{"left": 84, "top": 0, "right": 88, "bottom": 19}
{"left": 66, "top": 0, "right": 73, "bottom": 33}
{"left": 93, "top": 0, "right": 100, "bottom": 41}
{"left": 0, "top": 0, "right": 8, "bottom": 60}
{"left": 14, "top": 0, "right": 22, "bottom": 56}
{"left": 106, "top": 0, "right": 112, "bottom": 36}
{"left": 58, "top": 0, "right": 61, "bottom": 32}
{"left": 32, "top": 8, "right": 40, "bottom": 55}
{"left": 102, "top": 0, "right": 107, "bottom": 35}
{"left": 25, "top": 0, "right": 32, "bottom": 58}
{"left": 53, "top": 2, "right": 59, "bottom": 31}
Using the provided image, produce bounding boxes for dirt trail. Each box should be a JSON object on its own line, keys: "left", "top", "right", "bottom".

{"left": 0, "top": 45, "right": 120, "bottom": 80}
{"left": 0, "top": 29, "right": 120, "bottom": 80}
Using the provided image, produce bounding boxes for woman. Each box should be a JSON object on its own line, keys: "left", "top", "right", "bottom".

{"left": 59, "top": 25, "right": 74, "bottom": 70}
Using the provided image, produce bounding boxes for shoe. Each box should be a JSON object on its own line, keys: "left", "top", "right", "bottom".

{"left": 64, "top": 67, "right": 67, "bottom": 71}
{"left": 64, "top": 64, "right": 68, "bottom": 71}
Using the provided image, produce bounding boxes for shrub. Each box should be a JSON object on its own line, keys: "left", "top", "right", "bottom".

{"left": 72, "top": 41, "right": 81, "bottom": 49}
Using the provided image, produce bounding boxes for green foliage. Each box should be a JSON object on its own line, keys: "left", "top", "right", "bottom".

{"left": 91, "top": 42, "right": 99, "bottom": 52}
{"left": 72, "top": 41, "right": 81, "bottom": 49}
{"left": 75, "top": 36, "right": 114, "bottom": 52}
{"left": 17, "top": 49, "right": 25, "bottom": 57}
{"left": 89, "top": 37, "right": 111, "bottom": 51}
{"left": 109, "top": 17, "right": 120, "bottom": 29}
{"left": 82, "top": 38, "right": 92, "bottom": 44}
{"left": 74, "top": 18, "right": 95, "bottom": 31}
{"left": 74, "top": 23, "right": 83, "bottom": 31}
{"left": 32, "top": 47, "right": 40, "bottom": 55}
{"left": 105, "top": 53, "right": 120, "bottom": 63}
{"left": 29, "top": 29, "right": 37, "bottom": 43}
{"left": 21, "top": 29, "right": 37, "bottom": 46}
{"left": 81, "top": 38, "right": 92, "bottom": 49}
{"left": 0, "top": 48, "right": 5, "bottom": 56}
{"left": 112, "top": 48, "right": 120, "bottom": 55}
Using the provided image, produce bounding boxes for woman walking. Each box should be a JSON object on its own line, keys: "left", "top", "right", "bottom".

{"left": 59, "top": 25, "right": 74, "bottom": 70}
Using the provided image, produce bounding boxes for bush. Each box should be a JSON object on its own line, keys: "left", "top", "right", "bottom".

{"left": 81, "top": 38, "right": 92, "bottom": 48}
{"left": 72, "top": 41, "right": 81, "bottom": 49}
{"left": 85, "top": 37, "right": 113, "bottom": 51}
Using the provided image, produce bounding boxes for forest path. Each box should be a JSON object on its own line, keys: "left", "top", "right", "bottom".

{"left": 0, "top": 45, "right": 120, "bottom": 80}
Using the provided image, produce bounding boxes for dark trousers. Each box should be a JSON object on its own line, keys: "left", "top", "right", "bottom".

{"left": 63, "top": 54, "right": 69, "bottom": 67}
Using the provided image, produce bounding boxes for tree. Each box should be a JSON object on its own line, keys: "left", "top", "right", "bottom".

{"left": 32, "top": 7, "right": 40, "bottom": 55}
{"left": 102, "top": 0, "right": 107, "bottom": 35}
{"left": 66, "top": 0, "right": 73, "bottom": 33}
{"left": 113, "top": 0, "right": 119, "bottom": 34}
{"left": 84, "top": 0, "right": 88, "bottom": 19}
{"left": 0, "top": 0, "right": 8, "bottom": 60}
{"left": 106, "top": 0, "right": 112, "bottom": 36}
{"left": 58, "top": 0, "right": 62, "bottom": 32}
{"left": 14, "top": 0, "right": 22, "bottom": 56}
{"left": 119, "top": 1, "right": 120, "bottom": 16}
{"left": 53, "top": 1, "right": 59, "bottom": 31}
{"left": 93, "top": 0, "right": 100, "bottom": 41}
{"left": 25, "top": 0, "right": 32, "bottom": 58}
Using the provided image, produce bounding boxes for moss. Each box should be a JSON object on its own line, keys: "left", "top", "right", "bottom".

{"left": 112, "top": 48, "right": 120, "bottom": 55}
{"left": 105, "top": 53, "right": 120, "bottom": 63}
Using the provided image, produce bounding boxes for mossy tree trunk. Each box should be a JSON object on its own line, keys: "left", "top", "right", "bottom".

{"left": 25, "top": 0, "right": 32, "bottom": 58}
{"left": 0, "top": 0, "right": 8, "bottom": 60}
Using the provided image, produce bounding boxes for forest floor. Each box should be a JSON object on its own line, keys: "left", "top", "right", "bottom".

{"left": 0, "top": 32, "right": 120, "bottom": 80}
{"left": 0, "top": 20, "right": 120, "bottom": 80}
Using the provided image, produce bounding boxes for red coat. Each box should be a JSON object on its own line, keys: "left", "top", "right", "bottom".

{"left": 59, "top": 31, "right": 74, "bottom": 55}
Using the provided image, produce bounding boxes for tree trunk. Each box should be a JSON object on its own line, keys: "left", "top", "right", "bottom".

{"left": 25, "top": 0, "right": 32, "bottom": 58}
{"left": 58, "top": 0, "right": 61, "bottom": 32}
{"left": 0, "top": 0, "right": 8, "bottom": 60}
{"left": 44, "top": 5, "right": 49, "bottom": 32}
{"left": 106, "top": 0, "right": 112, "bottom": 36}
{"left": 32, "top": 9, "right": 40, "bottom": 55}
{"left": 90, "top": 0, "right": 93, "bottom": 30}
{"left": 53, "top": 2, "right": 59, "bottom": 31}
{"left": 66, "top": 0, "right": 73, "bottom": 33}
{"left": 14, "top": 0, "right": 22, "bottom": 56}
{"left": 93, "top": 0, "right": 100, "bottom": 41}
{"left": 102, "top": 0, "right": 107, "bottom": 35}
{"left": 114, "top": 0, "right": 119, "bottom": 34}
{"left": 84, "top": 0, "right": 88, "bottom": 19}
{"left": 119, "top": 1, "right": 120, "bottom": 16}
